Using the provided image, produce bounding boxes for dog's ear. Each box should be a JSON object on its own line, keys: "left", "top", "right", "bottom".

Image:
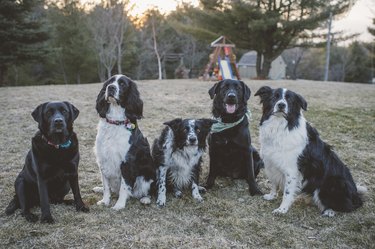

{"left": 197, "top": 118, "right": 218, "bottom": 130}
{"left": 64, "top": 101, "right": 80, "bottom": 121}
{"left": 31, "top": 102, "right": 48, "bottom": 131}
{"left": 123, "top": 78, "right": 143, "bottom": 121}
{"left": 239, "top": 81, "right": 251, "bottom": 101}
{"left": 96, "top": 80, "right": 111, "bottom": 118}
{"left": 296, "top": 93, "right": 308, "bottom": 111}
{"left": 208, "top": 81, "right": 223, "bottom": 99}
{"left": 163, "top": 118, "right": 183, "bottom": 131}
{"left": 254, "top": 86, "right": 273, "bottom": 103}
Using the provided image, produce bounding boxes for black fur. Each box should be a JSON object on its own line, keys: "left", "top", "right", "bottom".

{"left": 121, "top": 129, "right": 156, "bottom": 188}
{"left": 5, "top": 102, "right": 88, "bottom": 223}
{"left": 255, "top": 86, "right": 364, "bottom": 213}
{"left": 206, "top": 79, "right": 263, "bottom": 195}
{"left": 298, "top": 124, "right": 363, "bottom": 212}
{"left": 152, "top": 118, "right": 216, "bottom": 206}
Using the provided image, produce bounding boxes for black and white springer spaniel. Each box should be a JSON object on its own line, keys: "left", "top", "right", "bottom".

{"left": 94, "top": 74, "right": 155, "bottom": 210}
{"left": 152, "top": 118, "right": 216, "bottom": 207}
{"left": 255, "top": 86, "right": 366, "bottom": 216}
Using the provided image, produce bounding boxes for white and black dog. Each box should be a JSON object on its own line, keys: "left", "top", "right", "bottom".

{"left": 94, "top": 74, "right": 155, "bottom": 210}
{"left": 255, "top": 86, "right": 366, "bottom": 216}
{"left": 152, "top": 118, "right": 216, "bottom": 207}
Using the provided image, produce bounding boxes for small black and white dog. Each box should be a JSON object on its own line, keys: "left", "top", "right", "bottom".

{"left": 5, "top": 101, "right": 89, "bottom": 223}
{"left": 152, "top": 118, "right": 216, "bottom": 207}
{"left": 94, "top": 74, "right": 155, "bottom": 210}
{"left": 205, "top": 79, "right": 263, "bottom": 195}
{"left": 255, "top": 86, "right": 366, "bottom": 216}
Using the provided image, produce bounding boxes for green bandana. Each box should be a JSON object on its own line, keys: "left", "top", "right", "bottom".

{"left": 210, "top": 110, "right": 252, "bottom": 133}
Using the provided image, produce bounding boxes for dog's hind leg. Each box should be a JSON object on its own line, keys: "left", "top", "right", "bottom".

{"left": 112, "top": 177, "right": 131, "bottom": 210}
{"left": 5, "top": 196, "right": 20, "bottom": 215}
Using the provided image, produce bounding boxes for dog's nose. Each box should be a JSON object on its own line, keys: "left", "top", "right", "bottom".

{"left": 189, "top": 137, "right": 197, "bottom": 144}
{"left": 54, "top": 118, "right": 63, "bottom": 125}
{"left": 277, "top": 102, "right": 286, "bottom": 110}
{"left": 227, "top": 92, "right": 236, "bottom": 98}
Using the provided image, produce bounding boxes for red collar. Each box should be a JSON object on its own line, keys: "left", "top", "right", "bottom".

{"left": 105, "top": 118, "right": 136, "bottom": 131}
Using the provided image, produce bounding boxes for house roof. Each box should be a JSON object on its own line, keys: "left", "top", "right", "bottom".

{"left": 238, "top": 51, "right": 257, "bottom": 66}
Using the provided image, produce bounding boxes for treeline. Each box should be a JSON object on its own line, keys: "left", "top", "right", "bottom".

{"left": 0, "top": 0, "right": 374, "bottom": 86}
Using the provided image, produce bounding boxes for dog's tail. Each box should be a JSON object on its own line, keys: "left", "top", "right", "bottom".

{"left": 5, "top": 196, "right": 20, "bottom": 215}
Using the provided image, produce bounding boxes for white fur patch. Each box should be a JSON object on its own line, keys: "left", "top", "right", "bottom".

{"left": 94, "top": 102, "right": 131, "bottom": 207}
{"left": 259, "top": 114, "right": 308, "bottom": 214}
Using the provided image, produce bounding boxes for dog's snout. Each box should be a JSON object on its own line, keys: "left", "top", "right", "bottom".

{"left": 107, "top": 85, "right": 116, "bottom": 94}
{"left": 277, "top": 102, "right": 286, "bottom": 110}
{"left": 189, "top": 137, "right": 197, "bottom": 144}
{"left": 54, "top": 118, "right": 63, "bottom": 125}
{"left": 227, "top": 92, "right": 236, "bottom": 98}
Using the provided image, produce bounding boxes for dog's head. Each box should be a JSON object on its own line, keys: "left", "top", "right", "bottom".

{"left": 32, "top": 101, "right": 79, "bottom": 138}
{"left": 96, "top": 74, "right": 143, "bottom": 122}
{"left": 255, "top": 86, "right": 307, "bottom": 127}
{"left": 208, "top": 79, "right": 251, "bottom": 119}
{"left": 164, "top": 118, "right": 217, "bottom": 149}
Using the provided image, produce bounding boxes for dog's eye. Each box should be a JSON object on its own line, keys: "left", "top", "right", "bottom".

{"left": 195, "top": 128, "right": 200, "bottom": 133}
{"left": 274, "top": 93, "right": 280, "bottom": 99}
{"left": 46, "top": 109, "right": 53, "bottom": 117}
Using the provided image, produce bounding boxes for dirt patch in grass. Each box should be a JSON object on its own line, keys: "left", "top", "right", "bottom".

{"left": 0, "top": 79, "right": 374, "bottom": 248}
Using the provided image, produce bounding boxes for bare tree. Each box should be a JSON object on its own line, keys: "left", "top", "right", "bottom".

{"left": 87, "top": 0, "right": 132, "bottom": 81}
{"left": 151, "top": 15, "right": 162, "bottom": 80}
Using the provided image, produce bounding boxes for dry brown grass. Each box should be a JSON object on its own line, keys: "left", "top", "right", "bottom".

{"left": 0, "top": 79, "right": 374, "bottom": 248}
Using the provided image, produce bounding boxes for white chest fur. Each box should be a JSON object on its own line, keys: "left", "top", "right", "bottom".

{"left": 259, "top": 115, "right": 308, "bottom": 173}
{"left": 94, "top": 105, "right": 131, "bottom": 180}
{"left": 163, "top": 129, "right": 203, "bottom": 188}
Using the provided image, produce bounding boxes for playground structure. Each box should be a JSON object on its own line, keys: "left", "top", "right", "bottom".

{"left": 203, "top": 36, "right": 240, "bottom": 81}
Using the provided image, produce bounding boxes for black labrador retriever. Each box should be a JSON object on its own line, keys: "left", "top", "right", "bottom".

{"left": 206, "top": 79, "right": 263, "bottom": 195}
{"left": 5, "top": 101, "right": 89, "bottom": 223}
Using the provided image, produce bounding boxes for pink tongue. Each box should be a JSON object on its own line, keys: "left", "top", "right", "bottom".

{"left": 226, "top": 104, "right": 236, "bottom": 114}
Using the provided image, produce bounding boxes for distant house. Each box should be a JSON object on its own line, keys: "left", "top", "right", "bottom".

{"left": 237, "top": 51, "right": 286, "bottom": 80}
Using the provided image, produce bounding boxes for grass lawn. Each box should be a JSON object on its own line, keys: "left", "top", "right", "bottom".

{"left": 0, "top": 79, "right": 374, "bottom": 248}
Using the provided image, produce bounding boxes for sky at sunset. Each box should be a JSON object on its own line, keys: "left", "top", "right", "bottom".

{"left": 82, "top": 0, "right": 374, "bottom": 43}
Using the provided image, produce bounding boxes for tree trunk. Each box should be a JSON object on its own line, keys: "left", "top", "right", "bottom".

{"left": 151, "top": 18, "right": 162, "bottom": 80}
{"left": 256, "top": 51, "right": 262, "bottom": 78}
{"left": 117, "top": 42, "right": 122, "bottom": 74}
{"left": 260, "top": 56, "right": 272, "bottom": 79}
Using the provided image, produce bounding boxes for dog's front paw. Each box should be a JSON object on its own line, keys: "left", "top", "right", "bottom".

{"left": 140, "top": 196, "right": 151, "bottom": 205}
{"left": 112, "top": 201, "right": 125, "bottom": 211}
{"left": 249, "top": 185, "right": 263, "bottom": 196}
{"left": 322, "top": 209, "right": 336, "bottom": 217}
{"left": 76, "top": 203, "right": 90, "bottom": 212}
{"left": 272, "top": 207, "right": 288, "bottom": 215}
{"left": 263, "top": 193, "right": 277, "bottom": 201}
{"left": 156, "top": 198, "right": 166, "bottom": 208}
{"left": 40, "top": 214, "right": 55, "bottom": 224}
{"left": 23, "top": 213, "right": 38, "bottom": 223}
{"left": 97, "top": 199, "right": 110, "bottom": 206}
{"left": 198, "top": 186, "right": 207, "bottom": 194}
{"left": 194, "top": 195, "right": 204, "bottom": 203}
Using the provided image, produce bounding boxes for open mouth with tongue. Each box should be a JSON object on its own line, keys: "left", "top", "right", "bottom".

{"left": 225, "top": 104, "right": 237, "bottom": 114}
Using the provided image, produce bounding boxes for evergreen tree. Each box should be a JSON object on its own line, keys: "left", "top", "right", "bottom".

{"left": 345, "top": 41, "right": 371, "bottom": 83}
{"left": 183, "top": 0, "right": 351, "bottom": 79}
{"left": 0, "top": 0, "right": 49, "bottom": 85}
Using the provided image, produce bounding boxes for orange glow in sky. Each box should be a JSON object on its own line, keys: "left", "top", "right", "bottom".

{"left": 129, "top": 0, "right": 199, "bottom": 16}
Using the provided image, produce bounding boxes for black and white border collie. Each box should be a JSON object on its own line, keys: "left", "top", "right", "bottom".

{"left": 152, "top": 118, "right": 216, "bottom": 207}
{"left": 94, "top": 74, "right": 155, "bottom": 210}
{"left": 255, "top": 86, "right": 366, "bottom": 216}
